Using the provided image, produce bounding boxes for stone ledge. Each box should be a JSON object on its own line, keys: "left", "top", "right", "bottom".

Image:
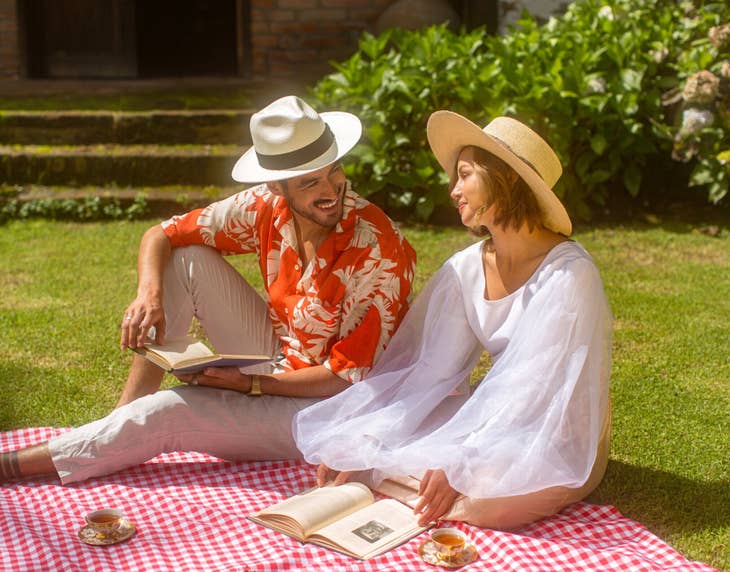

{"left": 2, "top": 184, "right": 244, "bottom": 217}
{"left": 0, "top": 144, "right": 246, "bottom": 186}
{"left": 0, "top": 110, "right": 254, "bottom": 145}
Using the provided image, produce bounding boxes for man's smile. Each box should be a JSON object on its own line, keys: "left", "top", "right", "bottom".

{"left": 315, "top": 197, "right": 339, "bottom": 209}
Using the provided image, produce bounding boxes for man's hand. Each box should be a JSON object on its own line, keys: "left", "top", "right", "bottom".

{"left": 413, "top": 469, "right": 459, "bottom": 526}
{"left": 316, "top": 464, "right": 354, "bottom": 487}
{"left": 120, "top": 294, "right": 166, "bottom": 350}
{"left": 177, "top": 367, "right": 251, "bottom": 393}
{"left": 121, "top": 224, "right": 172, "bottom": 351}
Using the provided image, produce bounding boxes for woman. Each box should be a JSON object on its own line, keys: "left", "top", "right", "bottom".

{"left": 293, "top": 111, "right": 612, "bottom": 530}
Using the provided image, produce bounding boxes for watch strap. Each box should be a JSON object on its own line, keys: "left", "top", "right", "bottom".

{"left": 248, "top": 374, "right": 263, "bottom": 396}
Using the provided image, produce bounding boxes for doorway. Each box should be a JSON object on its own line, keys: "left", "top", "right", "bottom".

{"left": 24, "top": 0, "right": 137, "bottom": 78}
{"left": 136, "top": 0, "right": 238, "bottom": 77}
{"left": 22, "top": 0, "right": 245, "bottom": 79}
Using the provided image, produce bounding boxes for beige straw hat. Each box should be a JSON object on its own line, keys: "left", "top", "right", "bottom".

{"left": 427, "top": 111, "right": 572, "bottom": 235}
{"left": 232, "top": 95, "right": 362, "bottom": 184}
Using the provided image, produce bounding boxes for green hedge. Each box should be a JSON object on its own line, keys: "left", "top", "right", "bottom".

{"left": 0, "top": 191, "right": 149, "bottom": 223}
{"left": 311, "top": 0, "right": 729, "bottom": 222}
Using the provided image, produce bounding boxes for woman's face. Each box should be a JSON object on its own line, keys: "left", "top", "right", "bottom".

{"left": 451, "top": 147, "right": 489, "bottom": 228}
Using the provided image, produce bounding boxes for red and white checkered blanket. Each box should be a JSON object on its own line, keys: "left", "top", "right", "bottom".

{"left": 1, "top": 428, "right": 716, "bottom": 571}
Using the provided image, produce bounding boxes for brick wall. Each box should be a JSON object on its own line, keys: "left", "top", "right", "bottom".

{"left": 248, "top": 0, "right": 571, "bottom": 78}
{"left": 0, "top": 0, "right": 571, "bottom": 81}
{"left": 250, "top": 0, "right": 395, "bottom": 78}
{"left": 0, "top": 0, "right": 20, "bottom": 79}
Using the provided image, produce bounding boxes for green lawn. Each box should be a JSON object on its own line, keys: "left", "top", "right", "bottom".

{"left": 0, "top": 218, "right": 728, "bottom": 570}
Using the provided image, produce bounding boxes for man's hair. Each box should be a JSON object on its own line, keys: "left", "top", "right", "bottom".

{"left": 458, "top": 146, "right": 543, "bottom": 236}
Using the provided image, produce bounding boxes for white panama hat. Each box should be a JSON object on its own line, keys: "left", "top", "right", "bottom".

{"left": 232, "top": 95, "right": 362, "bottom": 184}
{"left": 427, "top": 111, "right": 572, "bottom": 236}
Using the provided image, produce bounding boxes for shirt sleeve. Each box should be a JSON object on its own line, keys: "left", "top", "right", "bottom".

{"left": 161, "top": 190, "right": 265, "bottom": 255}
{"left": 323, "top": 228, "right": 417, "bottom": 383}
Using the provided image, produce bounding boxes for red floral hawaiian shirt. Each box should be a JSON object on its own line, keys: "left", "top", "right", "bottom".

{"left": 161, "top": 182, "right": 417, "bottom": 382}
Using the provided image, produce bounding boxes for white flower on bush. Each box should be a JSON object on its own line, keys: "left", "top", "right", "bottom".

{"left": 682, "top": 71, "right": 720, "bottom": 105}
{"left": 680, "top": 108, "right": 715, "bottom": 136}
{"left": 587, "top": 77, "right": 607, "bottom": 94}
{"left": 673, "top": 108, "right": 714, "bottom": 162}
{"left": 709, "top": 25, "right": 730, "bottom": 50}
{"left": 597, "top": 5, "right": 614, "bottom": 20}
{"left": 650, "top": 47, "right": 669, "bottom": 64}
{"left": 720, "top": 61, "right": 730, "bottom": 79}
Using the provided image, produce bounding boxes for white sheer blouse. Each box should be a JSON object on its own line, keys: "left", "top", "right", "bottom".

{"left": 293, "top": 240, "right": 612, "bottom": 499}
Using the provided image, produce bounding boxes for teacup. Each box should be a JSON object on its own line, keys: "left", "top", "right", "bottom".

{"left": 85, "top": 508, "right": 123, "bottom": 536}
{"left": 430, "top": 527, "right": 467, "bottom": 563}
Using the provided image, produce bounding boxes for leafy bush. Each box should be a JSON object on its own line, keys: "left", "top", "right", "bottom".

{"left": 311, "top": 0, "right": 729, "bottom": 221}
{"left": 0, "top": 192, "right": 149, "bottom": 224}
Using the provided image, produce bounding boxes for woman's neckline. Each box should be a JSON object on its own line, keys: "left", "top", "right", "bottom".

{"left": 480, "top": 239, "right": 572, "bottom": 302}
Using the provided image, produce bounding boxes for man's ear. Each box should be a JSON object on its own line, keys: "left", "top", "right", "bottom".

{"left": 267, "top": 181, "right": 284, "bottom": 196}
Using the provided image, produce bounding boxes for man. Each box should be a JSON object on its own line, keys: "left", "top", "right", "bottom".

{"left": 0, "top": 96, "right": 416, "bottom": 484}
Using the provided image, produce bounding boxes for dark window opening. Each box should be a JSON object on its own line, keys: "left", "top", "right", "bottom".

{"left": 449, "top": 0, "right": 499, "bottom": 34}
{"left": 21, "top": 0, "right": 245, "bottom": 79}
{"left": 136, "top": 0, "right": 238, "bottom": 77}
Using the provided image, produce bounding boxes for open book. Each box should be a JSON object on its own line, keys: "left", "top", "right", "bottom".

{"left": 133, "top": 335, "right": 272, "bottom": 375}
{"left": 249, "top": 478, "right": 427, "bottom": 560}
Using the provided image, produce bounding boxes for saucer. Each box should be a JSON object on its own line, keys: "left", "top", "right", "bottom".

{"left": 78, "top": 518, "right": 136, "bottom": 546}
{"left": 418, "top": 539, "right": 478, "bottom": 568}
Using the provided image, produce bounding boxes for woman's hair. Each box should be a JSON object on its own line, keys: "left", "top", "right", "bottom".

{"left": 458, "top": 146, "right": 543, "bottom": 235}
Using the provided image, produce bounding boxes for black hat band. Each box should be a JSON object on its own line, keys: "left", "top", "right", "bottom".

{"left": 256, "top": 124, "right": 335, "bottom": 170}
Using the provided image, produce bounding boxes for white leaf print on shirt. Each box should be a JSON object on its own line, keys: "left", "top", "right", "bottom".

{"left": 291, "top": 295, "right": 339, "bottom": 358}
{"left": 196, "top": 193, "right": 259, "bottom": 252}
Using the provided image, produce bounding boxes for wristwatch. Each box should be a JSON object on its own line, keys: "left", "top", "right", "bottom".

{"left": 248, "top": 374, "right": 263, "bottom": 396}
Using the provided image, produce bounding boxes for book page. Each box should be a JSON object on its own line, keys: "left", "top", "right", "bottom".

{"left": 143, "top": 335, "right": 213, "bottom": 369}
{"left": 309, "top": 498, "right": 425, "bottom": 560}
{"left": 254, "top": 483, "right": 374, "bottom": 538}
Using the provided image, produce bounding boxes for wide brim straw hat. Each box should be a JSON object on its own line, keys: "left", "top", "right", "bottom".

{"left": 427, "top": 111, "right": 572, "bottom": 236}
{"left": 232, "top": 95, "right": 362, "bottom": 184}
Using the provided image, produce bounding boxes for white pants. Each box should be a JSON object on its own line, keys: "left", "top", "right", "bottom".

{"left": 49, "top": 246, "right": 318, "bottom": 485}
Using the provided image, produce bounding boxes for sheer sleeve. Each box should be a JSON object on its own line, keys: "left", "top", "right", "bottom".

{"left": 294, "top": 245, "right": 612, "bottom": 499}
{"left": 420, "top": 254, "right": 613, "bottom": 497}
{"left": 294, "top": 260, "right": 483, "bottom": 468}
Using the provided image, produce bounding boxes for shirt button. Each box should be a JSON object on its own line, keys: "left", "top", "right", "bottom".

{"left": 294, "top": 264, "right": 300, "bottom": 271}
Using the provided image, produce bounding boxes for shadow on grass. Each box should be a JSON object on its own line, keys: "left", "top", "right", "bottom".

{"left": 587, "top": 459, "right": 729, "bottom": 538}
{"left": 574, "top": 200, "right": 730, "bottom": 236}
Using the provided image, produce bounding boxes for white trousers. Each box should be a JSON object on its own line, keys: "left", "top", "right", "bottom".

{"left": 49, "top": 246, "right": 319, "bottom": 485}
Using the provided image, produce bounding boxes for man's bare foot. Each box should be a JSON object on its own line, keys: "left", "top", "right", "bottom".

{"left": 0, "top": 450, "right": 21, "bottom": 482}
{"left": 0, "top": 443, "right": 58, "bottom": 483}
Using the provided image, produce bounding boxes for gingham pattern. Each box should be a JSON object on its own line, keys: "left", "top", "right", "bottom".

{"left": 1, "top": 428, "right": 716, "bottom": 572}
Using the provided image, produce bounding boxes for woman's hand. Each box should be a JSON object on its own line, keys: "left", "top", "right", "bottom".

{"left": 177, "top": 367, "right": 251, "bottom": 393}
{"left": 413, "top": 469, "right": 459, "bottom": 526}
{"left": 316, "top": 464, "right": 353, "bottom": 487}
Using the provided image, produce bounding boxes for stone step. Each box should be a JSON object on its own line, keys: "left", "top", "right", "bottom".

{"left": 2, "top": 184, "right": 240, "bottom": 216}
{"left": 0, "top": 144, "right": 245, "bottom": 187}
{"left": 0, "top": 110, "right": 254, "bottom": 145}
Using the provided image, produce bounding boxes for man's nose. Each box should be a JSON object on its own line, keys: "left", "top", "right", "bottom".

{"left": 324, "top": 175, "right": 340, "bottom": 196}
